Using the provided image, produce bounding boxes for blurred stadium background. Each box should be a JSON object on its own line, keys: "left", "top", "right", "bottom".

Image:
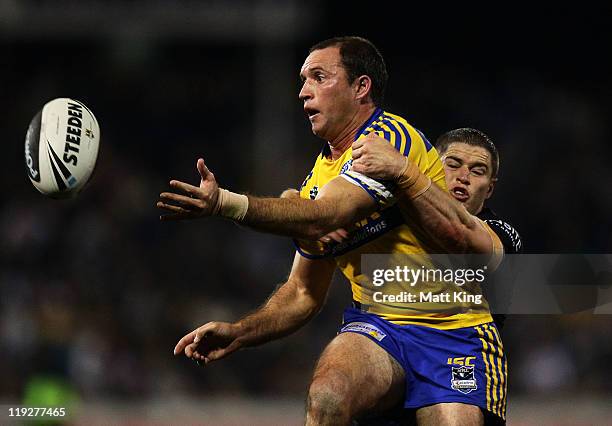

{"left": 1, "top": 2, "right": 611, "bottom": 424}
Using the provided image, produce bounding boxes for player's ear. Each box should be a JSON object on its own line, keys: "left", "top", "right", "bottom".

{"left": 354, "top": 75, "right": 372, "bottom": 101}
{"left": 485, "top": 178, "right": 496, "bottom": 199}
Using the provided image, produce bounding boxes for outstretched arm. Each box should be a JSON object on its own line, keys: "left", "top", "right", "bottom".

{"left": 157, "top": 158, "right": 376, "bottom": 240}
{"left": 242, "top": 178, "right": 374, "bottom": 239}
{"left": 351, "top": 134, "right": 497, "bottom": 254}
{"left": 174, "top": 253, "right": 335, "bottom": 365}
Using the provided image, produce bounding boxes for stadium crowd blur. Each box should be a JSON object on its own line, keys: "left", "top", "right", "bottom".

{"left": 1, "top": 1, "right": 611, "bottom": 417}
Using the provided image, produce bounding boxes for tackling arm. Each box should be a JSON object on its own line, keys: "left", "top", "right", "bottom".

{"left": 396, "top": 180, "right": 495, "bottom": 254}
{"left": 351, "top": 134, "right": 497, "bottom": 254}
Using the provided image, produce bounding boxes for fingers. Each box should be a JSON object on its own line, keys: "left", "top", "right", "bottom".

{"left": 352, "top": 138, "right": 365, "bottom": 159}
{"left": 364, "top": 132, "right": 387, "bottom": 145}
{"left": 185, "top": 342, "right": 198, "bottom": 358}
{"left": 352, "top": 137, "right": 365, "bottom": 150}
{"left": 156, "top": 199, "right": 199, "bottom": 221}
{"left": 156, "top": 201, "right": 189, "bottom": 214}
{"left": 197, "top": 158, "right": 213, "bottom": 181}
{"left": 351, "top": 158, "right": 366, "bottom": 174}
{"left": 175, "top": 322, "right": 243, "bottom": 367}
{"left": 169, "top": 179, "right": 199, "bottom": 195}
{"left": 208, "top": 339, "right": 242, "bottom": 363}
{"left": 155, "top": 192, "right": 201, "bottom": 221}
{"left": 280, "top": 188, "right": 300, "bottom": 199}
{"left": 353, "top": 132, "right": 389, "bottom": 157}
{"left": 352, "top": 135, "right": 374, "bottom": 160}
{"left": 352, "top": 133, "right": 382, "bottom": 159}
{"left": 319, "top": 228, "right": 349, "bottom": 244}
{"left": 159, "top": 191, "right": 198, "bottom": 206}
{"left": 174, "top": 330, "right": 197, "bottom": 356}
{"left": 174, "top": 322, "right": 215, "bottom": 358}
{"left": 329, "top": 232, "right": 342, "bottom": 243}
{"left": 191, "top": 339, "right": 242, "bottom": 366}
{"left": 157, "top": 179, "right": 213, "bottom": 220}
{"left": 336, "top": 228, "right": 349, "bottom": 239}
{"left": 185, "top": 343, "right": 200, "bottom": 359}
{"left": 193, "top": 322, "right": 216, "bottom": 344}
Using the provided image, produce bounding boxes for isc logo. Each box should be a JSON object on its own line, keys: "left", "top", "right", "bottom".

{"left": 447, "top": 356, "right": 476, "bottom": 366}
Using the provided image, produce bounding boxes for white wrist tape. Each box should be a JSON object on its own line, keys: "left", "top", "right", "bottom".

{"left": 214, "top": 188, "right": 249, "bottom": 221}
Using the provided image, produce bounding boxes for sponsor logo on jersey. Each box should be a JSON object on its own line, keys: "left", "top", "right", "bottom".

{"left": 327, "top": 206, "right": 403, "bottom": 257}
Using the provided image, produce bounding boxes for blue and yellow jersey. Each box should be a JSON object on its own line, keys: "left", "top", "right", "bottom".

{"left": 297, "top": 108, "right": 494, "bottom": 329}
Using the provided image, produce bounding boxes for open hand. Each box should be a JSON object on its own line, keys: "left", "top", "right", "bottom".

{"left": 157, "top": 158, "right": 220, "bottom": 220}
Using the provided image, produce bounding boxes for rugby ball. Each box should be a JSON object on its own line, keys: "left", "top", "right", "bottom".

{"left": 24, "top": 98, "right": 100, "bottom": 199}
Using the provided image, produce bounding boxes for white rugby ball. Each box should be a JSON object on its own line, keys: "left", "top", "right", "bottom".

{"left": 25, "top": 98, "right": 100, "bottom": 199}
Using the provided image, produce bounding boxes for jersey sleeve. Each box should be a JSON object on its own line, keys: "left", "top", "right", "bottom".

{"left": 293, "top": 238, "right": 331, "bottom": 259}
{"left": 483, "top": 218, "right": 522, "bottom": 254}
{"left": 294, "top": 160, "right": 332, "bottom": 258}
{"left": 341, "top": 113, "right": 444, "bottom": 209}
{"left": 478, "top": 218, "right": 505, "bottom": 271}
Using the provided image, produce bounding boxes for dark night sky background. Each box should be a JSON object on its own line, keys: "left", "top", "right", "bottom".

{"left": 1, "top": 2, "right": 611, "bottom": 420}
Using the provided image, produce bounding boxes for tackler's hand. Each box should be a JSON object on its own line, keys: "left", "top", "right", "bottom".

{"left": 280, "top": 188, "right": 300, "bottom": 199}
{"left": 351, "top": 133, "right": 407, "bottom": 181}
{"left": 319, "top": 228, "right": 349, "bottom": 244}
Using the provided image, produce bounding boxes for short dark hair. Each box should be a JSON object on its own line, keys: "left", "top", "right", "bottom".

{"left": 435, "top": 128, "right": 500, "bottom": 178}
{"left": 309, "top": 36, "right": 388, "bottom": 106}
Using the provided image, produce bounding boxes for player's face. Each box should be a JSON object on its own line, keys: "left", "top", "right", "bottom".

{"left": 441, "top": 143, "right": 495, "bottom": 215}
{"left": 299, "top": 47, "right": 358, "bottom": 141}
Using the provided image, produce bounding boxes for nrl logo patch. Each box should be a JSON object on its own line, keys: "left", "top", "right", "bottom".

{"left": 451, "top": 366, "right": 477, "bottom": 394}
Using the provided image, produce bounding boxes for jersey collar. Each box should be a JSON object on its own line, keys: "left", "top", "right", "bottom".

{"left": 355, "top": 107, "right": 383, "bottom": 140}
